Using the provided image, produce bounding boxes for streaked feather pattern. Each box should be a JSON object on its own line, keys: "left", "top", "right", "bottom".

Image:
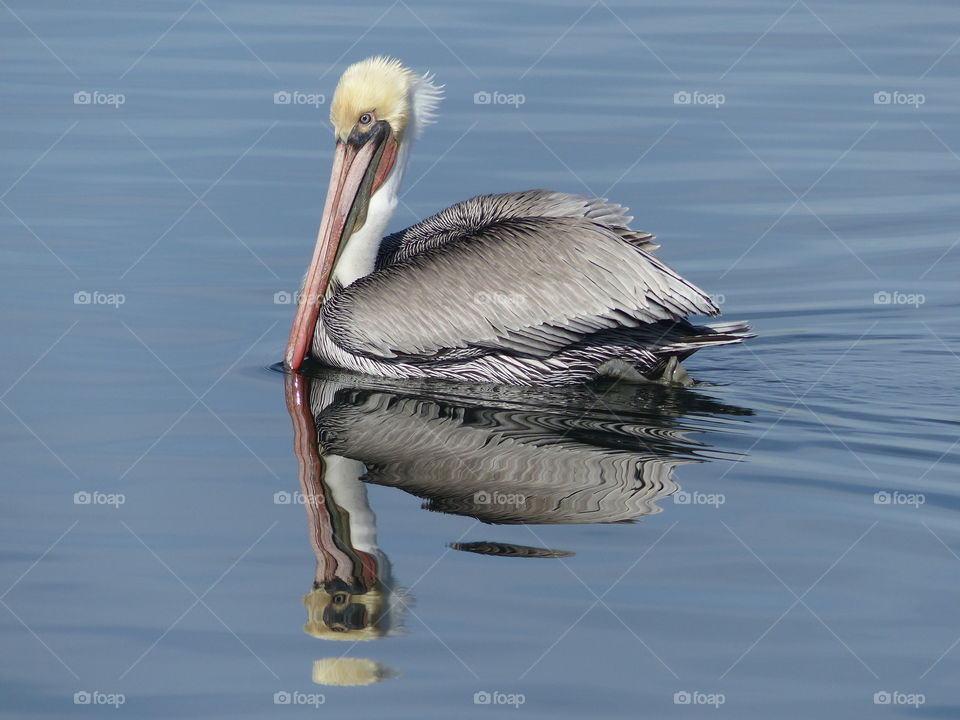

{"left": 314, "top": 190, "right": 749, "bottom": 385}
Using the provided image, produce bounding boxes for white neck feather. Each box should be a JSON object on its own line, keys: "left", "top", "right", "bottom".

{"left": 321, "top": 455, "right": 380, "bottom": 554}
{"left": 330, "top": 72, "right": 442, "bottom": 289}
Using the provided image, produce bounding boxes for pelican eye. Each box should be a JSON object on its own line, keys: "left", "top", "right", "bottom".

{"left": 359, "top": 112, "right": 373, "bottom": 125}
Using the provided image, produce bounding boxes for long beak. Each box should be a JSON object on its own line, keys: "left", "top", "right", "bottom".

{"left": 285, "top": 125, "right": 397, "bottom": 371}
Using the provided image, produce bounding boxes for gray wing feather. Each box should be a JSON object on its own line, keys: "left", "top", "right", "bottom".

{"left": 377, "top": 190, "right": 656, "bottom": 269}
{"left": 326, "top": 192, "right": 717, "bottom": 360}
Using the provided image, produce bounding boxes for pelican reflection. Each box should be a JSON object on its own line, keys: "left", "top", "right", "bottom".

{"left": 284, "top": 370, "right": 749, "bottom": 682}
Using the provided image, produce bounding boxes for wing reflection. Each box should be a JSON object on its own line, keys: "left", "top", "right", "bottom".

{"left": 299, "top": 370, "right": 748, "bottom": 525}
{"left": 284, "top": 369, "right": 750, "bottom": 680}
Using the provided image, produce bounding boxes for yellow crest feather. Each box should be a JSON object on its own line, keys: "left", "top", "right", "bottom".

{"left": 330, "top": 56, "right": 416, "bottom": 141}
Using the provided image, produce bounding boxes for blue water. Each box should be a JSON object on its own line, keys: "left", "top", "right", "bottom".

{"left": 2, "top": 1, "right": 959, "bottom": 717}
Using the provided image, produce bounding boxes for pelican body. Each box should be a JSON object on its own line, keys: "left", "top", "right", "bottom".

{"left": 285, "top": 57, "right": 750, "bottom": 386}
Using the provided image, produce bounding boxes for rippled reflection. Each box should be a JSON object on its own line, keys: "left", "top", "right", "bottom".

{"left": 284, "top": 369, "right": 750, "bottom": 683}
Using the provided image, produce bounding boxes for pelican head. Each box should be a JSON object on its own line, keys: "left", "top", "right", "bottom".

{"left": 286, "top": 57, "right": 442, "bottom": 371}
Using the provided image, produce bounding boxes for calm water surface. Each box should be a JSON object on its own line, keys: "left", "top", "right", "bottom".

{"left": 2, "top": 1, "right": 959, "bottom": 718}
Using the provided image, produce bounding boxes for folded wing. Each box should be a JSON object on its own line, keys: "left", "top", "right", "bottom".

{"left": 322, "top": 191, "right": 719, "bottom": 360}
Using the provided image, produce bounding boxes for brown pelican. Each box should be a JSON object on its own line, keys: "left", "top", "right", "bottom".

{"left": 285, "top": 57, "right": 751, "bottom": 385}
